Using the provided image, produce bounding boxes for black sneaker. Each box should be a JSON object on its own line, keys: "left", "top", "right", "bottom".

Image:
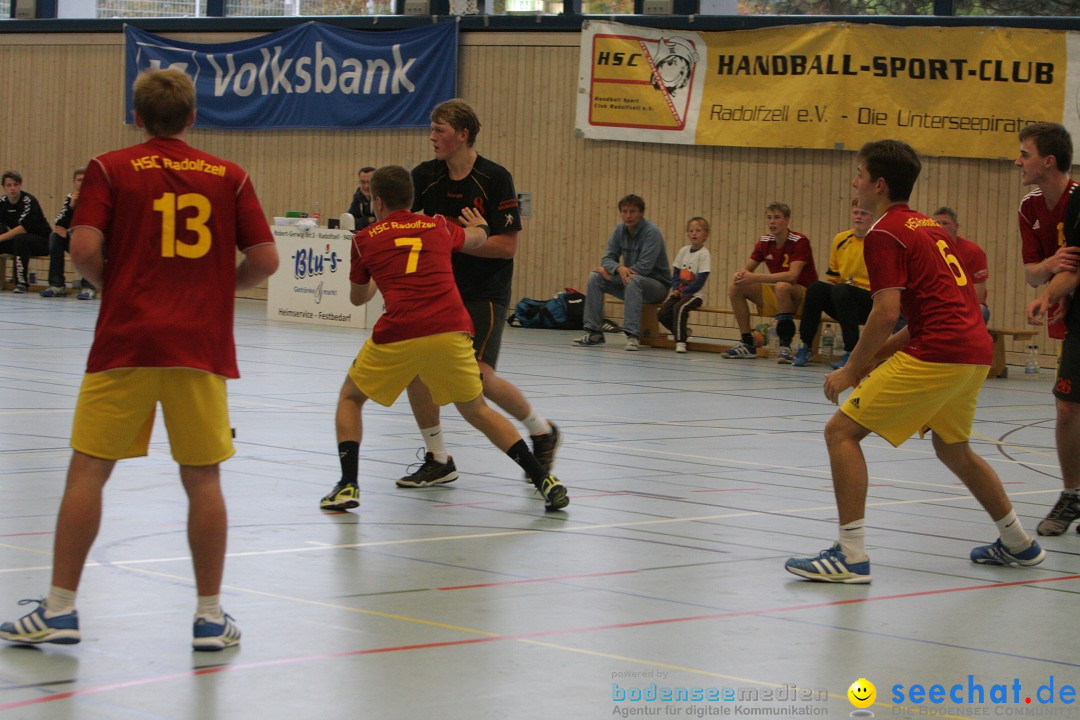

{"left": 531, "top": 423, "right": 561, "bottom": 473}
{"left": 1037, "top": 490, "right": 1080, "bottom": 536}
{"left": 536, "top": 474, "right": 569, "bottom": 511}
{"left": 320, "top": 480, "right": 359, "bottom": 511}
{"left": 397, "top": 452, "right": 459, "bottom": 488}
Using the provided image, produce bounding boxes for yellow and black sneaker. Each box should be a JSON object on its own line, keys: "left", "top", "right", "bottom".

{"left": 320, "top": 481, "right": 359, "bottom": 511}
{"left": 537, "top": 474, "right": 569, "bottom": 511}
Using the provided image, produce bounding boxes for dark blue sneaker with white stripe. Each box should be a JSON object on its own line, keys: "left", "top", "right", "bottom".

{"left": 193, "top": 613, "right": 241, "bottom": 651}
{"left": 0, "top": 599, "right": 80, "bottom": 645}
{"left": 784, "top": 543, "right": 871, "bottom": 584}
{"left": 970, "top": 538, "right": 1045, "bottom": 567}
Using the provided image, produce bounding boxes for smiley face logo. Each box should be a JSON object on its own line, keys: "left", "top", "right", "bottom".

{"left": 848, "top": 678, "right": 876, "bottom": 709}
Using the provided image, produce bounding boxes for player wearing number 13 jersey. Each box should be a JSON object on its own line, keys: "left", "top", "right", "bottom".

{"left": 75, "top": 119, "right": 274, "bottom": 378}
{"left": 784, "top": 140, "right": 1042, "bottom": 586}
{"left": 0, "top": 70, "right": 279, "bottom": 654}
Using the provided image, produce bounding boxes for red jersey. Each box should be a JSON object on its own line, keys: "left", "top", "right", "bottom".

{"left": 952, "top": 236, "right": 989, "bottom": 304}
{"left": 350, "top": 209, "right": 473, "bottom": 344}
{"left": 864, "top": 205, "right": 991, "bottom": 365}
{"left": 1019, "top": 180, "right": 1080, "bottom": 265}
{"left": 749, "top": 231, "right": 818, "bottom": 287}
{"left": 73, "top": 136, "right": 274, "bottom": 378}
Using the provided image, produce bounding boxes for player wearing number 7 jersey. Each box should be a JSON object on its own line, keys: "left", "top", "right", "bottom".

{"left": 318, "top": 165, "right": 568, "bottom": 513}
{"left": 784, "top": 139, "right": 1043, "bottom": 584}
{"left": 0, "top": 69, "right": 279, "bottom": 651}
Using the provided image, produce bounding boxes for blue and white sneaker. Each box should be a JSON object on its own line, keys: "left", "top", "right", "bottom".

{"left": 777, "top": 345, "right": 794, "bottom": 364}
{"left": 831, "top": 353, "right": 851, "bottom": 370}
{"left": 785, "top": 543, "right": 871, "bottom": 584}
{"left": 0, "top": 599, "right": 80, "bottom": 645}
{"left": 970, "top": 538, "right": 1045, "bottom": 567}
{"left": 192, "top": 613, "right": 241, "bottom": 651}
{"left": 792, "top": 345, "right": 813, "bottom": 367}
{"left": 720, "top": 343, "right": 756, "bottom": 359}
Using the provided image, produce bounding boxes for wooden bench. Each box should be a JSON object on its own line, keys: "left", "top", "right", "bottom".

{"left": 988, "top": 327, "right": 1038, "bottom": 379}
{"left": 607, "top": 300, "right": 825, "bottom": 359}
{"left": 0, "top": 253, "right": 50, "bottom": 291}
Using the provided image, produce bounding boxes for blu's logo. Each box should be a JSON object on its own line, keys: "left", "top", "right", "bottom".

{"left": 293, "top": 244, "right": 341, "bottom": 279}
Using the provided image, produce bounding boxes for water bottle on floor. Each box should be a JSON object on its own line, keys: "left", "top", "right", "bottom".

{"left": 821, "top": 324, "right": 835, "bottom": 362}
{"left": 1025, "top": 345, "right": 1039, "bottom": 378}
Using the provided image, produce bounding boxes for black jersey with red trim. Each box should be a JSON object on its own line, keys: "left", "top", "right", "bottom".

{"left": 411, "top": 155, "right": 522, "bottom": 307}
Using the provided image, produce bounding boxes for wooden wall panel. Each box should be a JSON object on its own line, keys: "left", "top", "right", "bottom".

{"left": 0, "top": 31, "right": 1058, "bottom": 364}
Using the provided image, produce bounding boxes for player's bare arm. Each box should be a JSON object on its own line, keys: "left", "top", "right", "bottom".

{"left": 70, "top": 225, "right": 106, "bottom": 289}
{"left": 350, "top": 280, "right": 379, "bottom": 306}
{"left": 824, "top": 288, "right": 900, "bottom": 404}
{"left": 237, "top": 243, "right": 279, "bottom": 290}
{"left": 457, "top": 206, "right": 495, "bottom": 251}
{"left": 1025, "top": 246, "right": 1080, "bottom": 287}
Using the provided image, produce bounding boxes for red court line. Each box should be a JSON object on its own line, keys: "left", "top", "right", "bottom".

{"left": 437, "top": 569, "right": 641, "bottom": 590}
{"left": 690, "top": 488, "right": 756, "bottom": 494}
{"left": 431, "top": 502, "right": 503, "bottom": 508}
{"left": 0, "top": 532, "right": 53, "bottom": 538}
{"left": 3, "top": 573, "right": 1076, "bottom": 712}
{"left": 0, "top": 636, "right": 499, "bottom": 712}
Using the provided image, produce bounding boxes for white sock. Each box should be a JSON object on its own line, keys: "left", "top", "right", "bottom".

{"left": 44, "top": 586, "right": 77, "bottom": 617}
{"left": 838, "top": 520, "right": 868, "bottom": 563}
{"left": 421, "top": 426, "right": 448, "bottom": 464}
{"left": 521, "top": 409, "right": 551, "bottom": 437}
{"left": 196, "top": 595, "right": 223, "bottom": 621}
{"left": 996, "top": 510, "right": 1032, "bottom": 552}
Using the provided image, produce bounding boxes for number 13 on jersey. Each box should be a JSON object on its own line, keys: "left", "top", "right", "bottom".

{"left": 155, "top": 192, "right": 212, "bottom": 259}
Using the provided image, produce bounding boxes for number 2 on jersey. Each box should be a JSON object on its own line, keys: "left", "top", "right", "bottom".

{"left": 935, "top": 239, "right": 968, "bottom": 286}
{"left": 154, "top": 192, "right": 212, "bottom": 259}
{"left": 395, "top": 237, "right": 423, "bottom": 274}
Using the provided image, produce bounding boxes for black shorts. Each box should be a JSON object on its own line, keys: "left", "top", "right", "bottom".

{"left": 464, "top": 299, "right": 506, "bottom": 369}
{"left": 1055, "top": 333, "right": 1080, "bottom": 403}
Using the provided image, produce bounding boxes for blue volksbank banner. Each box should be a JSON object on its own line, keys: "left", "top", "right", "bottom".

{"left": 124, "top": 22, "right": 457, "bottom": 130}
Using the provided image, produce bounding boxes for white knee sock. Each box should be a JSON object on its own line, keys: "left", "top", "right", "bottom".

{"left": 838, "top": 520, "right": 868, "bottom": 563}
{"left": 421, "top": 426, "right": 448, "bottom": 463}
{"left": 521, "top": 409, "right": 551, "bottom": 437}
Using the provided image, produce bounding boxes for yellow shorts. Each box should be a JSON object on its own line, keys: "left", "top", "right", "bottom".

{"left": 71, "top": 368, "right": 234, "bottom": 466}
{"left": 348, "top": 332, "right": 484, "bottom": 408}
{"left": 840, "top": 351, "right": 989, "bottom": 447}
{"left": 759, "top": 283, "right": 807, "bottom": 317}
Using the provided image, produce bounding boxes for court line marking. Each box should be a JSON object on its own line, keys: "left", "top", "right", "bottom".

{"left": 0, "top": 487, "right": 1064, "bottom": 573}
{"left": 2, "top": 569, "right": 1074, "bottom": 717}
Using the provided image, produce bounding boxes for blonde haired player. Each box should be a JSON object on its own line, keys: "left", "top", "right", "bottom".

{"left": 0, "top": 69, "right": 278, "bottom": 649}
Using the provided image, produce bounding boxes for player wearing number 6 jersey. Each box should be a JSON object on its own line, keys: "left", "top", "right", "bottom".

{"left": 784, "top": 139, "right": 1043, "bottom": 585}
{"left": 318, "top": 165, "right": 568, "bottom": 513}
{"left": 0, "top": 69, "right": 278, "bottom": 652}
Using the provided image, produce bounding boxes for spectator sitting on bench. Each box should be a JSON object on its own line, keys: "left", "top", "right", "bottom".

{"left": 721, "top": 201, "right": 818, "bottom": 362}
{"left": 793, "top": 199, "right": 874, "bottom": 369}
{"left": 0, "top": 171, "right": 52, "bottom": 293}
{"left": 658, "top": 216, "right": 711, "bottom": 354}
{"left": 573, "top": 194, "right": 669, "bottom": 351}
{"left": 41, "top": 167, "right": 98, "bottom": 299}
{"left": 933, "top": 206, "right": 989, "bottom": 323}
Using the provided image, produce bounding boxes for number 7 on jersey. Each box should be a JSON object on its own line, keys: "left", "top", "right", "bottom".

{"left": 395, "top": 237, "right": 423, "bottom": 274}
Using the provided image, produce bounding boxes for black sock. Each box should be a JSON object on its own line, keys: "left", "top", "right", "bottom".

{"left": 776, "top": 315, "right": 795, "bottom": 346}
{"left": 338, "top": 441, "right": 359, "bottom": 484}
{"left": 741, "top": 332, "right": 755, "bottom": 347}
{"left": 506, "top": 439, "right": 546, "bottom": 485}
